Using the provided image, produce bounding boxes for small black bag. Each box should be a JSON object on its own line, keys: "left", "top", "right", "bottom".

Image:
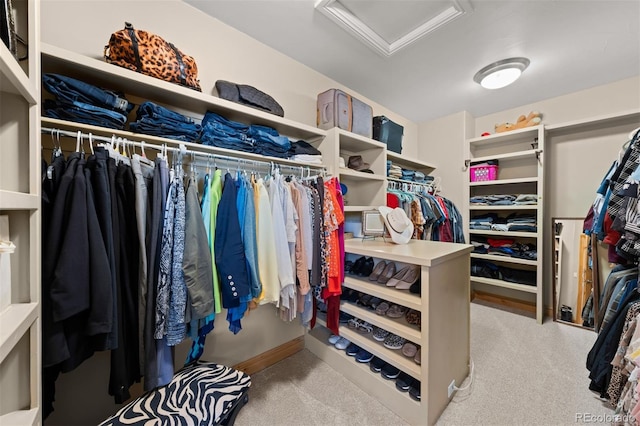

{"left": 215, "top": 80, "right": 284, "bottom": 117}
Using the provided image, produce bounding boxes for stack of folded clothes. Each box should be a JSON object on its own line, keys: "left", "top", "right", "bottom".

{"left": 288, "top": 140, "right": 322, "bottom": 164}
{"left": 200, "top": 111, "right": 292, "bottom": 158}
{"left": 248, "top": 124, "right": 291, "bottom": 158}
{"left": 491, "top": 213, "right": 537, "bottom": 232}
{"left": 469, "top": 213, "right": 497, "bottom": 230}
{"left": 388, "top": 162, "right": 402, "bottom": 179}
{"left": 42, "top": 73, "right": 134, "bottom": 130}
{"left": 470, "top": 212, "right": 537, "bottom": 233}
{"left": 471, "top": 259, "right": 536, "bottom": 286}
{"left": 129, "top": 101, "right": 202, "bottom": 142}
{"left": 469, "top": 193, "right": 537, "bottom": 206}
{"left": 401, "top": 168, "right": 415, "bottom": 181}
{"left": 471, "top": 236, "right": 537, "bottom": 260}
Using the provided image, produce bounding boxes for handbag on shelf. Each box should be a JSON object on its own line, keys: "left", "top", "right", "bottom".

{"left": 104, "top": 22, "right": 202, "bottom": 91}
{"left": 215, "top": 80, "right": 285, "bottom": 117}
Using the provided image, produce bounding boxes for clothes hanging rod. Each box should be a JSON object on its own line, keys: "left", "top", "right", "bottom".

{"left": 41, "top": 126, "right": 326, "bottom": 173}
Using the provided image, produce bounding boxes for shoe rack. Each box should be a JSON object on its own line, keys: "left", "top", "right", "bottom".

{"left": 305, "top": 239, "right": 472, "bottom": 426}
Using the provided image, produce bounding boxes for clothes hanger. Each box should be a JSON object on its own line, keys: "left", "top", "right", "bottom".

{"left": 75, "top": 131, "right": 82, "bottom": 153}
{"left": 87, "top": 133, "right": 95, "bottom": 156}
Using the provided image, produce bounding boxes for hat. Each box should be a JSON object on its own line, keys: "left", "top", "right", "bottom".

{"left": 348, "top": 155, "right": 373, "bottom": 173}
{"left": 378, "top": 206, "right": 414, "bottom": 244}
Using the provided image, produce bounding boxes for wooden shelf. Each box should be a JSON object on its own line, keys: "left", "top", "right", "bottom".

{"left": 470, "top": 276, "right": 538, "bottom": 294}
{"left": 335, "top": 129, "right": 386, "bottom": 151}
{"left": 0, "top": 408, "right": 40, "bottom": 426}
{"left": 468, "top": 125, "right": 542, "bottom": 145}
{"left": 340, "top": 302, "right": 421, "bottom": 343}
{"left": 470, "top": 253, "right": 538, "bottom": 267}
{"left": 546, "top": 109, "right": 640, "bottom": 134}
{"left": 0, "top": 191, "right": 39, "bottom": 210}
{"left": 0, "top": 42, "right": 37, "bottom": 104}
{"left": 343, "top": 276, "right": 422, "bottom": 311}
{"left": 41, "top": 117, "right": 326, "bottom": 170}
{"left": 386, "top": 151, "right": 436, "bottom": 172}
{"left": 345, "top": 239, "right": 473, "bottom": 268}
{"left": 469, "top": 230, "right": 538, "bottom": 238}
{"left": 0, "top": 303, "right": 38, "bottom": 363}
{"left": 344, "top": 205, "right": 377, "bottom": 213}
{"left": 338, "top": 168, "right": 387, "bottom": 181}
{"left": 41, "top": 43, "right": 326, "bottom": 142}
{"left": 469, "top": 205, "right": 537, "bottom": 210}
{"left": 470, "top": 149, "right": 539, "bottom": 164}
{"left": 469, "top": 177, "right": 538, "bottom": 186}
{"left": 314, "top": 316, "right": 421, "bottom": 379}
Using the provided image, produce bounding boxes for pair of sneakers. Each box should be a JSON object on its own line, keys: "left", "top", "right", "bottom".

{"left": 328, "top": 334, "right": 350, "bottom": 350}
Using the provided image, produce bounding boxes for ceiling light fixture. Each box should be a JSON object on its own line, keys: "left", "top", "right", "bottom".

{"left": 473, "top": 57, "right": 530, "bottom": 89}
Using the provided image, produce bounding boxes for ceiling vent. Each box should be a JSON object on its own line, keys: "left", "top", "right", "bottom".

{"left": 315, "top": 0, "right": 472, "bottom": 57}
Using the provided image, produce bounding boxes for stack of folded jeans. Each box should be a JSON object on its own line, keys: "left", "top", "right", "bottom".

{"left": 471, "top": 259, "right": 536, "bottom": 286}
{"left": 129, "top": 101, "right": 202, "bottom": 142}
{"left": 401, "top": 169, "right": 415, "bottom": 181}
{"left": 248, "top": 125, "right": 291, "bottom": 158}
{"left": 200, "top": 111, "right": 292, "bottom": 158}
{"left": 42, "top": 73, "right": 134, "bottom": 130}
{"left": 470, "top": 214, "right": 497, "bottom": 230}
{"left": 514, "top": 194, "right": 538, "bottom": 205}
{"left": 200, "top": 111, "right": 255, "bottom": 152}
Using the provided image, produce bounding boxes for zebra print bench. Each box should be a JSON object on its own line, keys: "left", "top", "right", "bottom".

{"left": 100, "top": 362, "right": 251, "bottom": 425}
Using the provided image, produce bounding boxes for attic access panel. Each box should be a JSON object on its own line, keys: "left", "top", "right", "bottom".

{"left": 315, "top": 0, "right": 472, "bottom": 57}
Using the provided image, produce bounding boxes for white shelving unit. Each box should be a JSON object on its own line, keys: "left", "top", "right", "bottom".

{"left": 306, "top": 239, "right": 472, "bottom": 426}
{"left": 465, "top": 125, "right": 544, "bottom": 323}
{"left": 315, "top": 127, "right": 387, "bottom": 213}
{"left": 0, "top": 0, "right": 41, "bottom": 423}
{"left": 386, "top": 151, "right": 436, "bottom": 175}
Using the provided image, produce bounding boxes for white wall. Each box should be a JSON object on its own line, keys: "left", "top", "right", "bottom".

{"left": 417, "top": 111, "right": 474, "bottom": 210}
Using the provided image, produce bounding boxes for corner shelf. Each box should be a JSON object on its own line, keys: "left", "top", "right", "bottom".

{"left": 469, "top": 177, "right": 538, "bottom": 186}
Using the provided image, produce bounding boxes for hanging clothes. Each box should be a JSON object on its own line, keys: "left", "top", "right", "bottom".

{"left": 253, "top": 176, "right": 280, "bottom": 305}
{"left": 215, "top": 172, "right": 251, "bottom": 333}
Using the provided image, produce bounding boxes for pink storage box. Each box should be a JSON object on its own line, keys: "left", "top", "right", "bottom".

{"left": 470, "top": 165, "right": 498, "bottom": 182}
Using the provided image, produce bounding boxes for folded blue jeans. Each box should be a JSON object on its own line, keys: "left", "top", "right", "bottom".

{"left": 129, "top": 118, "right": 201, "bottom": 141}
{"left": 136, "top": 101, "right": 198, "bottom": 125}
{"left": 43, "top": 99, "right": 127, "bottom": 130}
{"left": 43, "top": 73, "right": 133, "bottom": 114}
{"left": 248, "top": 125, "right": 291, "bottom": 150}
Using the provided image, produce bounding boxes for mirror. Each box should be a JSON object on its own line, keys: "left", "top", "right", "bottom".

{"left": 552, "top": 217, "right": 595, "bottom": 330}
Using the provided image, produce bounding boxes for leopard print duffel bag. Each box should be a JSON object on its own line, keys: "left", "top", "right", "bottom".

{"left": 105, "top": 22, "right": 202, "bottom": 91}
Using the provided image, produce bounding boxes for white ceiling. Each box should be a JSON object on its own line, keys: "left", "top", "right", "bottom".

{"left": 184, "top": 0, "right": 640, "bottom": 123}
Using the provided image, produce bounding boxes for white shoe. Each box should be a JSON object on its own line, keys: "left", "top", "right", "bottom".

{"left": 334, "top": 337, "right": 351, "bottom": 350}
{"left": 328, "top": 334, "right": 341, "bottom": 345}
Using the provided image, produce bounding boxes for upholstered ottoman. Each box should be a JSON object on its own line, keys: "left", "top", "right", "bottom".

{"left": 100, "top": 362, "right": 251, "bottom": 425}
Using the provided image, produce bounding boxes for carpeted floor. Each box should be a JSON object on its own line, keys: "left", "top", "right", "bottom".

{"left": 235, "top": 302, "right": 613, "bottom": 426}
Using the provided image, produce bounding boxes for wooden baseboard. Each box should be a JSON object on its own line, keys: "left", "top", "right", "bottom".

{"left": 472, "top": 290, "right": 536, "bottom": 313}
{"left": 233, "top": 336, "right": 305, "bottom": 375}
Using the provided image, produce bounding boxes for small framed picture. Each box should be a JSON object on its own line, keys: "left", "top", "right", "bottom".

{"left": 362, "top": 210, "right": 385, "bottom": 237}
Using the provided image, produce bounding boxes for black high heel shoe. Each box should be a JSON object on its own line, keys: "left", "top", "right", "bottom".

{"left": 359, "top": 257, "right": 375, "bottom": 277}
{"left": 350, "top": 256, "right": 367, "bottom": 275}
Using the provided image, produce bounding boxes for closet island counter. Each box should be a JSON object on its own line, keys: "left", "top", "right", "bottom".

{"left": 306, "top": 238, "right": 472, "bottom": 426}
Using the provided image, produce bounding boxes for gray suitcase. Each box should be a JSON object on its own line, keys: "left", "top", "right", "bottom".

{"left": 317, "top": 88, "right": 372, "bottom": 138}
